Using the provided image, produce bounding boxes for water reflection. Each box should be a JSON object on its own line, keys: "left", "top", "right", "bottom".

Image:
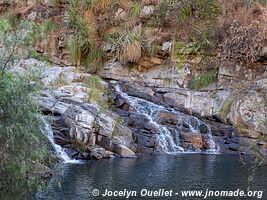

{"left": 37, "top": 155, "right": 267, "bottom": 200}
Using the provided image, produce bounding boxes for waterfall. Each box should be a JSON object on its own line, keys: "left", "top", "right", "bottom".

{"left": 41, "top": 117, "right": 80, "bottom": 163}
{"left": 114, "top": 85, "right": 218, "bottom": 154}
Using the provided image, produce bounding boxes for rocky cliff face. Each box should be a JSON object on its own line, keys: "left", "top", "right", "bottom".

{"left": 2, "top": 0, "right": 267, "bottom": 157}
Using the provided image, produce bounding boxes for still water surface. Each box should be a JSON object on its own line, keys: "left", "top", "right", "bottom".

{"left": 36, "top": 154, "right": 267, "bottom": 200}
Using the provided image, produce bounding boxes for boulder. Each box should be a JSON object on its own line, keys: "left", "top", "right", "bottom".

{"left": 64, "top": 105, "right": 96, "bottom": 145}
{"left": 155, "top": 111, "right": 178, "bottom": 126}
{"left": 229, "top": 90, "right": 267, "bottom": 137}
{"left": 141, "top": 5, "right": 155, "bottom": 18}
{"left": 180, "top": 131, "right": 204, "bottom": 150}
{"left": 97, "top": 113, "right": 115, "bottom": 137}
{"left": 113, "top": 144, "right": 136, "bottom": 158}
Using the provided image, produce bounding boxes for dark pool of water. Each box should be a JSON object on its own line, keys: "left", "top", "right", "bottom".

{"left": 36, "top": 154, "right": 267, "bottom": 200}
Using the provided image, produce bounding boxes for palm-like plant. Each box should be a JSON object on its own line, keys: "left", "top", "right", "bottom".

{"left": 106, "top": 26, "right": 143, "bottom": 64}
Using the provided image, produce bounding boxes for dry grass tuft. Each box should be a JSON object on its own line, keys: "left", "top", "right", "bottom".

{"left": 217, "top": 1, "right": 267, "bottom": 65}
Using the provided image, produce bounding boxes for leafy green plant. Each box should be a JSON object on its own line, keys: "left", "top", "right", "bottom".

{"left": 0, "top": 17, "right": 41, "bottom": 75}
{"left": 220, "top": 101, "right": 233, "bottom": 115}
{"left": 188, "top": 69, "right": 217, "bottom": 90}
{"left": 0, "top": 72, "right": 53, "bottom": 199}
{"left": 83, "top": 75, "right": 103, "bottom": 90}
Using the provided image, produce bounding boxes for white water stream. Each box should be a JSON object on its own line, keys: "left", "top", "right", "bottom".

{"left": 115, "top": 85, "right": 218, "bottom": 154}
{"left": 41, "top": 118, "right": 80, "bottom": 163}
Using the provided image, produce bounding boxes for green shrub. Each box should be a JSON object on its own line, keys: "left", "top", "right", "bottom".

{"left": 188, "top": 69, "right": 217, "bottom": 90}
{"left": 0, "top": 73, "right": 52, "bottom": 199}
{"left": 0, "top": 17, "right": 53, "bottom": 198}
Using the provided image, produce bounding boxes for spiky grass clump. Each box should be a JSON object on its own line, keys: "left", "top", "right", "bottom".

{"left": 66, "top": 0, "right": 104, "bottom": 69}
{"left": 188, "top": 69, "right": 217, "bottom": 90}
{"left": 129, "top": 2, "right": 142, "bottom": 18}
{"left": 83, "top": 75, "right": 110, "bottom": 111}
{"left": 106, "top": 26, "right": 142, "bottom": 64}
{"left": 43, "top": 19, "right": 59, "bottom": 33}
{"left": 91, "top": 0, "right": 112, "bottom": 12}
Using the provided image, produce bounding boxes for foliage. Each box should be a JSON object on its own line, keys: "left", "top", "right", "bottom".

{"left": 173, "top": 40, "right": 206, "bottom": 69}
{"left": 188, "top": 69, "right": 217, "bottom": 90}
{"left": 43, "top": 19, "right": 59, "bottom": 34}
{"left": 220, "top": 20, "right": 266, "bottom": 65}
{"left": 240, "top": 137, "right": 266, "bottom": 191}
{"left": 152, "top": 0, "right": 219, "bottom": 27}
{"left": 0, "top": 17, "right": 41, "bottom": 75}
{"left": 216, "top": 1, "right": 267, "bottom": 66}
{"left": 83, "top": 75, "right": 106, "bottom": 110}
{"left": 129, "top": 2, "right": 142, "bottom": 18}
{"left": 0, "top": 16, "right": 54, "bottom": 199}
{"left": 0, "top": 73, "right": 53, "bottom": 199}
{"left": 66, "top": 0, "right": 103, "bottom": 69}
{"left": 219, "top": 101, "right": 233, "bottom": 116}
{"left": 83, "top": 0, "right": 93, "bottom": 7}
{"left": 106, "top": 26, "right": 143, "bottom": 64}
{"left": 91, "top": 0, "right": 112, "bottom": 12}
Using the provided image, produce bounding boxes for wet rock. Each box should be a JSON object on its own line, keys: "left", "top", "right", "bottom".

{"left": 134, "top": 134, "right": 156, "bottom": 148}
{"left": 113, "top": 144, "right": 136, "bottom": 158}
{"left": 64, "top": 105, "right": 96, "bottom": 145}
{"left": 89, "top": 147, "right": 113, "bottom": 160}
{"left": 155, "top": 111, "right": 178, "bottom": 126}
{"left": 225, "top": 143, "right": 241, "bottom": 151}
{"left": 180, "top": 131, "right": 204, "bottom": 150}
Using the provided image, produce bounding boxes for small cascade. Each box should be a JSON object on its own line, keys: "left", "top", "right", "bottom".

{"left": 41, "top": 118, "right": 80, "bottom": 163}
{"left": 114, "top": 84, "right": 218, "bottom": 154}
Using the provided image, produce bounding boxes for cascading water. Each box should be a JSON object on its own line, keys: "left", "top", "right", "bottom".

{"left": 114, "top": 84, "right": 218, "bottom": 154}
{"left": 41, "top": 117, "right": 80, "bottom": 163}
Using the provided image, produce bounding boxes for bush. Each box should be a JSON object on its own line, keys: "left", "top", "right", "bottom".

{"left": 0, "top": 73, "right": 52, "bottom": 199}
{"left": 152, "top": 0, "right": 219, "bottom": 27}
{"left": 220, "top": 20, "right": 266, "bottom": 65}
{"left": 106, "top": 26, "right": 143, "bottom": 64}
{"left": 129, "top": 2, "right": 143, "bottom": 18}
{"left": 83, "top": 75, "right": 111, "bottom": 111}
{"left": 217, "top": 1, "right": 267, "bottom": 65}
{"left": 0, "top": 16, "right": 53, "bottom": 199}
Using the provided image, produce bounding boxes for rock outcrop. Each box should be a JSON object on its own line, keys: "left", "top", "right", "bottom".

{"left": 12, "top": 59, "right": 137, "bottom": 160}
